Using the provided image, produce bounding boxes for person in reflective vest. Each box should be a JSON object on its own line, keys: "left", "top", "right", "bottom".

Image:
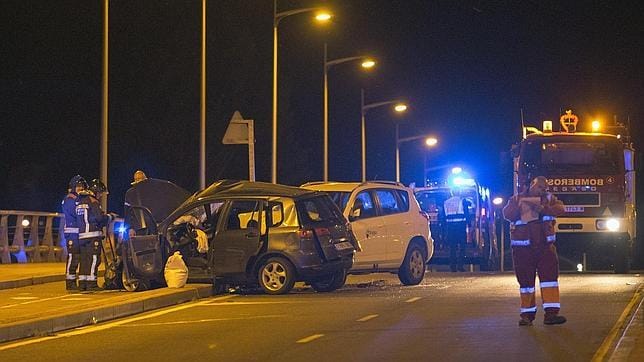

{"left": 75, "top": 179, "right": 114, "bottom": 291}
{"left": 503, "top": 176, "right": 566, "bottom": 326}
{"left": 62, "top": 175, "right": 88, "bottom": 291}
{"left": 443, "top": 189, "right": 471, "bottom": 272}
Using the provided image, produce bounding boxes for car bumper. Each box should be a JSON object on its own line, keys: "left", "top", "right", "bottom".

{"left": 297, "top": 256, "right": 353, "bottom": 281}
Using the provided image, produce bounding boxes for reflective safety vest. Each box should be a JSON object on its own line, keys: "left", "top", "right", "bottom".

{"left": 509, "top": 215, "right": 557, "bottom": 246}
{"left": 444, "top": 196, "right": 466, "bottom": 223}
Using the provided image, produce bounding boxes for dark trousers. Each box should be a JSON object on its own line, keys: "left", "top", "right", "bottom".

{"left": 79, "top": 238, "right": 102, "bottom": 284}
{"left": 65, "top": 233, "right": 80, "bottom": 281}
{"left": 445, "top": 222, "right": 466, "bottom": 271}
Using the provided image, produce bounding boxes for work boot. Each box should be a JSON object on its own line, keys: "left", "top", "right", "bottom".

{"left": 518, "top": 314, "right": 534, "bottom": 326}
{"left": 66, "top": 280, "right": 78, "bottom": 291}
{"left": 544, "top": 314, "right": 567, "bottom": 325}
{"left": 85, "top": 281, "right": 102, "bottom": 292}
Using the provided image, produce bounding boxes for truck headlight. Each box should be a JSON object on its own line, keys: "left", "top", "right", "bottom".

{"left": 597, "top": 219, "right": 620, "bottom": 231}
{"left": 606, "top": 219, "right": 620, "bottom": 231}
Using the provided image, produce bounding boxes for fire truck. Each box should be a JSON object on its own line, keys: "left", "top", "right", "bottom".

{"left": 512, "top": 111, "right": 636, "bottom": 273}
{"left": 414, "top": 169, "right": 499, "bottom": 270}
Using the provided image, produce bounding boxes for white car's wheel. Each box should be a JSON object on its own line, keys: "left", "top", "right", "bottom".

{"left": 398, "top": 243, "right": 426, "bottom": 285}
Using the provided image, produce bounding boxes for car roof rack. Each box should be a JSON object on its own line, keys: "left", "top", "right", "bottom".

{"left": 360, "top": 180, "right": 405, "bottom": 187}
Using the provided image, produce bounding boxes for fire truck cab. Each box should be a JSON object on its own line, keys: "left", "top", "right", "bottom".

{"left": 513, "top": 111, "right": 636, "bottom": 273}
{"left": 414, "top": 170, "right": 499, "bottom": 270}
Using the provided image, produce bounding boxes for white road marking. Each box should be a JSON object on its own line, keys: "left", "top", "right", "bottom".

{"left": 356, "top": 314, "right": 379, "bottom": 322}
{"left": 0, "top": 294, "right": 237, "bottom": 351}
{"left": 203, "top": 301, "right": 305, "bottom": 306}
{"left": 61, "top": 298, "right": 92, "bottom": 301}
{"left": 296, "top": 334, "right": 324, "bottom": 344}
{"left": 405, "top": 297, "right": 422, "bottom": 303}
{"left": 1, "top": 294, "right": 82, "bottom": 309}
{"left": 10, "top": 297, "right": 39, "bottom": 300}
{"left": 120, "top": 314, "right": 284, "bottom": 327}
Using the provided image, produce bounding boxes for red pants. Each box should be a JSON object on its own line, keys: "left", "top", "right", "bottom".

{"left": 512, "top": 243, "right": 561, "bottom": 319}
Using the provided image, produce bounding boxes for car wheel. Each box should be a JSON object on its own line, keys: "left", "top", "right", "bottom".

{"left": 311, "top": 268, "right": 347, "bottom": 292}
{"left": 258, "top": 257, "right": 296, "bottom": 295}
{"left": 398, "top": 243, "right": 426, "bottom": 285}
{"left": 121, "top": 259, "right": 149, "bottom": 292}
{"left": 212, "top": 278, "right": 227, "bottom": 295}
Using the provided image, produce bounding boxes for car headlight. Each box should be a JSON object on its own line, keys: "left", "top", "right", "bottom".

{"left": 596, "top": 218, "right": 620, "bottom": 232}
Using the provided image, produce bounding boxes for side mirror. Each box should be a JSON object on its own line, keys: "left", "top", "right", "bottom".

{"left": 350, "top": 208, "right": 361, "bottom": 220}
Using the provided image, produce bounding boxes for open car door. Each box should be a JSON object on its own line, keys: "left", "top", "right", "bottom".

{"left": 122, "top": 178, "right": 191, "bottom": 291}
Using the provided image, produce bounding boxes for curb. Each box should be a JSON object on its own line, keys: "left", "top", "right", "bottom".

{"left": 0, "top": 284, "right": 212, "bottom": 344}
{"left": 0, "top": 275, "right": 65, "bottom": 290}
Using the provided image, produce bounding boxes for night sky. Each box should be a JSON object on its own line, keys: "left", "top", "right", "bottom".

{"left": 1, "top": 0, "right": 642, "bottom": 215}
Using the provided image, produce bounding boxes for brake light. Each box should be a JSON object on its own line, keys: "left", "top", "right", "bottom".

{"left": 315, "top": 227, "right": 330, "bottom": 236}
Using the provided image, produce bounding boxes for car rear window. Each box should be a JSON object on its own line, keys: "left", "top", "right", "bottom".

{"left": 296, "top": 196, "right": 344, "bottom": 226}
{"left": 327, "top": 191, "right": 351, "bottom": 211}
{"left": 396, "top": 190, "right": 410, "bottom": 211}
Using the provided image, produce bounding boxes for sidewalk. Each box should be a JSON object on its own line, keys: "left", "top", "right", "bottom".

{"left": 0, "top": 262, "right": 212, "bottom": 343}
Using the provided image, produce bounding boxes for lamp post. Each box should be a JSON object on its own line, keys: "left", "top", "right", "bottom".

{"left": 323, "top": 44, "right": 374, "bottom": 181}
{"left": 361, "top": 88, "right": 406, "bottom": 182}
{"left": 100, "top": 0, "right": 109, "bottom": 210}
{"left": 272, "top": 2, "right": 331, "bottom": 183}
{"left": 199, "top": 0, "right": 206, "bottom": 189}
{"left": 395, "top": 130, "right": 437, "bottom": 183}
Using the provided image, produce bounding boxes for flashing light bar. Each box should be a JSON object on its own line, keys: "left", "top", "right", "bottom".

{"left": 543, "top": 120, "right": 553, "bottom": 133}
{"left": 452, "top": 177, "right": 475, "bottom": 187}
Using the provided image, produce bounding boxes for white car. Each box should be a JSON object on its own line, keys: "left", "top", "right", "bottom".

{"left": 302, "top": 181, "right": 433, "bottom": 285}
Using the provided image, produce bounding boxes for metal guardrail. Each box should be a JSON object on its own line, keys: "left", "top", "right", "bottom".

{"left": 0, "top": 210, "right": 122, "bottom": 264}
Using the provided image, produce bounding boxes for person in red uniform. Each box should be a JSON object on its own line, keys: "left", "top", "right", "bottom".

{"left": 503, "top": 176, "right": 567, "bottom": 326}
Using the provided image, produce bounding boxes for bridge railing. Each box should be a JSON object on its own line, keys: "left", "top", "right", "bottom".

{"left": 0, "top": 210, "right": 122, "bottom": 264}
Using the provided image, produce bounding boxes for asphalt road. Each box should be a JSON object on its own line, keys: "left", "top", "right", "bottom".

{"left": 0, "top": 272, "right": 641, "bottom": 362}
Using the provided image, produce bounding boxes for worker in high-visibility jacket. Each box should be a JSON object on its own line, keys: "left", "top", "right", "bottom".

{"left": 443, "top": 189, "right": 471, "bottom": 272}
{"left": 503, "top": 176, "right": 566, "bottom": 326}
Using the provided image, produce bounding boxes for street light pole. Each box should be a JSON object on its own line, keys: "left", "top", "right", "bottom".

{"left": 272, "top": 3, "right": 330, "bottom": 184}
{"left": 323, "top": 45, "right": 374, "bottom": 181}
{"left": 395, "top": 132, "right": 437, "bottom": 183}
{"left": 199, "top": 0, "right": 206, "bottom": 190}
{"left": 361, "top": 89, "right": 406, "bottom": 182}
{"left": 100, "top": 0, "right": 109, "bottom": 211}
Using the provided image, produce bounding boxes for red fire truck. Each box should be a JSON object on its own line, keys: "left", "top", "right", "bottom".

{"left": 512, "top": 111, "right": 636, "bottom": 273}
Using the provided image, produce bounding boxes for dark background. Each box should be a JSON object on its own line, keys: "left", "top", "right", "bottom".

{"left": 1, "top": 0, "right": 642, "bottom": 232}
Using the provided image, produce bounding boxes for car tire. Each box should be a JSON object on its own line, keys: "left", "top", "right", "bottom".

{"left": 121, "top": 268, "right": 149, "bottom": 292}
{"left": 398, "top": 242, "right": 426, "bottom": 285}
{"left": 212, "top": 278, "right": 227, "bottom": 295}
{"left": 310, "top": 268, "right": 347, "bottom": 292}
{"left": 258, "top": 257, "right": 296, "bottom": 295}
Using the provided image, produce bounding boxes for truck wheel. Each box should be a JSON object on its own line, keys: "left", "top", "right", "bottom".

{"left": 398, "top": 243, "right": 426, "bottom": 285}
{"left": 258, "top": 257, "right": 296, "bottom": 295}
{"left": 311, "top": 268, "right": 347, "bottom": 292}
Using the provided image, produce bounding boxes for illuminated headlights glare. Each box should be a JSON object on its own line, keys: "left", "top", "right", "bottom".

{"left": 606, "top": 219, "right": 620, "bottom": 231}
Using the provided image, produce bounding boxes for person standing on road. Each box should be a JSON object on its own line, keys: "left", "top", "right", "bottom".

{"left": 75, "top": 179, "right": 115, "bottom": 292}
{"left": 503, "top": 176, "right": 567, "bottom": 326}
{"left": 443, "top": 189, "right": 470, "bottom": 272}
{"left": 62, "top": 175, "right": 88, "bottom": 291}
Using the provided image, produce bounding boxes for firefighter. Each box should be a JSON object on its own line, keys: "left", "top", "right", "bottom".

{"left": 443, "top": 188, "right": 471, "bottom": 272}
{"left": 62, "top": 175, "right": 88, "bottom": 291}
{"left": 76, "top": 179, "right": 115, "bottom": 291}
{"left": 503, "top": 176, "right": 567, "bottom": 326}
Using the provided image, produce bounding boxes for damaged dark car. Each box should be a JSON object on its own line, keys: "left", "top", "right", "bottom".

{"left": 119, "top": 179, "right": 357, "bottom": 295}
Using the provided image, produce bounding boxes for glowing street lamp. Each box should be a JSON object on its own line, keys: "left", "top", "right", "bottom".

{"left": 360, "top": 89, "right": 407, "bottom": 182}
{"left": 592, "top": 120, "right": 601, "bottom": 132}
{"left": 272, "top": 3, "right": 331, "bottom": 183}
{"left": 395, "top": 131, "right": 437, "bottom": 183}
{"left": 323, "top": 46, "right": 375, "bottom": 181}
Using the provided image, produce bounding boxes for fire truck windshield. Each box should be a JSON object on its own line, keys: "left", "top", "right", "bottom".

{"left": 521, "top": 140, "right": 621, "bottom": 174}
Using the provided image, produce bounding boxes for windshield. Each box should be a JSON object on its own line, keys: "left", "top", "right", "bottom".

{"left": 521, "top": 139, "right": 621, "bottom": 174}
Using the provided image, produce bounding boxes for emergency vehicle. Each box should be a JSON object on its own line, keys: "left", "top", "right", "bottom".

{"left": 512, "top": 111, "right": 636, "bottom": 273}
{"left": 414, "top": 169, "right": 499, "bottom": 270}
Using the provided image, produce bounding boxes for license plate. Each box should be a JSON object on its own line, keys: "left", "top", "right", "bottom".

{"left": 334, "top": 241, "right": 353, "bottom": 251}
{"left": 565, "top": 206, "right": 585, "bottom": 213}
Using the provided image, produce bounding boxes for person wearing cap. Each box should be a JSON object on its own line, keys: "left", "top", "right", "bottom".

{"left": 62, "top": 175, "right": 88, "bottom": 291}
{"left": 131, "top": 170, "right": 148, "bottom": 185}
{"left": 503, "top": 176, "right": 566, "bottom": 326}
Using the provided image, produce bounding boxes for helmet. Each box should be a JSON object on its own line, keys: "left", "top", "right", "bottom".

{"left": 89, "top": 179, "right": 109, "bottom": 195}
{"left": 131, "top": 170, "right": 148, "bottom": 185}
{"left": 68, "top": 175, "right": 88, "bottom": 191}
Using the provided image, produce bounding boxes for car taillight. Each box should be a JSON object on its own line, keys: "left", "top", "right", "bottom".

{"left": 299, "top": 229, "right": 314, "bottom": 239}
{"left": 314, "top": 227, "right": 330, "bottom": 236}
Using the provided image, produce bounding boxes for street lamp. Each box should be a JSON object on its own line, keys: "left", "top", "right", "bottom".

{"left": 272, "top": 2, "right": 331, "bottom": 183}
{"left": 361, "top": 88, "right": 406, "bottom": 182}
{"left": 323, "top": 44, "right": 375, "bottom": 181}
{"left": 395, "top": 130, "right": 437, "bottom": 183}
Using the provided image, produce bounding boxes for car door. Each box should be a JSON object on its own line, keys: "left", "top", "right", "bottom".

{"left": 211, "top": 199, "right": 264, "bottom": 278}
{"left": 347, "top": 190, "right": 387, "bottom": 268}
{"left": 373, "top": 188, "right": 407, "bottom": 266}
